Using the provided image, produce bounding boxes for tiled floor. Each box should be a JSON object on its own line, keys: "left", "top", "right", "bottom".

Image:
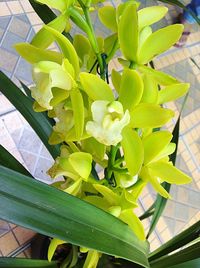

{"left": 0, "top": 0, "right": 199, "bottom": 257}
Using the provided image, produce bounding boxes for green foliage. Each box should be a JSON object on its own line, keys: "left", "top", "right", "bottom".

{"left": 0, "top": 1, "right": 196, "bottom": 267}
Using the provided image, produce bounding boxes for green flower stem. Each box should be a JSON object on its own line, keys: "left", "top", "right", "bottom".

{"left": 106, "top": 39, "right": 119, "bottom": 63}
{"left": 111, "top": 167, "right": 128, "bottom": 173}
{"left": 106, "top": 145, "right": 119, "bottom": 182}
{"left": 77, "top": 0, "right": 105, "bottom": 79}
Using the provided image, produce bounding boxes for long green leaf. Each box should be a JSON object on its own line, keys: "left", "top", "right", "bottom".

{"left": 0, "top": 145, "right": 31, "bottom": 177}
{"left": 150, "top": 240, "right": 200, "bottom": 268}
{"left": 168, "top": 259, "right": 200, "bottom": 268}
{"left": 0, "top": 258, "right": 57, "bottom": 268}
{"left": 0, "top": 71, "right": 60, "bottom": 159}
{"left": 0, "top": 166, "right": 149, "bottom": 267}
{"left": 158, "top": 0, "right": 200, "bottom": 25}
{"left": 149, "top": 220, "right": 200, "bottom": 261}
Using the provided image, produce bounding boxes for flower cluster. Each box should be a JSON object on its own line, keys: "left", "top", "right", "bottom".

{"left": 16, "top": 1, "right": 192, "bottom": 267}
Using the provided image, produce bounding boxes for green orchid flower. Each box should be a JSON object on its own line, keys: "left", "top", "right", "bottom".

{"left": 140, "top": 131, "right": 192, "bottom": 198}
{"left": 84, "top": 184, "right": 145, "bottom": 240}
{"left": 86, "top": 100, "right": 130, "bottom": 146}
{"left": 48, "top": 149, "right": 92, "bottom": 182}
{"left": 31, "top": 59, "right": 76, "bottom": 110}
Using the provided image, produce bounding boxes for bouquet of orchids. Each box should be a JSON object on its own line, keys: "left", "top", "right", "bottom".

{"left": 0, "top": 1, "right": 199, "bottom": 268}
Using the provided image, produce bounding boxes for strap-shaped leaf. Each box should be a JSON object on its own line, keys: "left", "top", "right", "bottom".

{"left": 45, "top": 26, "right": 80, "bottom": 77}
{"left": 138, "top": 24, "right": 183, "bottom": 64}
{"left": 130, "top": 103, "right": 174, "bottom": 128}
{"left": 0, "top": 166, "right": 149, "bottom": 267}
{"left": 119, "top": 69, "right": 143, "bottom": 112}
{"left": 0, "top": 71, "right": 60, "bottom": 159}
{"left": 150, "top": 241, "right": 200, "bottom": 268}
{"left": 98, "top": 6, "right": 117, "bottom": 32}
{"left": 121, "top": 127, "right": 144, "bottom": 176}
{"left": 0, "top": 258, "right": 57, "bottom": 267}
{"left": 0, "top": 145, "right": 31, "bottom": 177}
{"left": 31, "top": 13, "right": 68, "bottom": 49}
{"left": 80, "top": 73, "right": 114, "bottom": 101}
{"left": 118, "top": 3, "right": 138, "bottom": 62}
{"left": 14, "top": 43, "right": 63, "bottom": 64}
{"left": 149, "top": 220, "right": 200, "bottom": 261}
{"left": 158, "top": 83, "right": 190, "bottom": 104}
{"left": 138, "top": 6, "right": 168, "bottom": 30}
{"left": 70, "top": 89, "right": 85, "bottom": 140}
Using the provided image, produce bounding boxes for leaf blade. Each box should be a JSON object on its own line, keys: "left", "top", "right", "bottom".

{"left": 0, "top": 166, "right": 149, "bottom": 267}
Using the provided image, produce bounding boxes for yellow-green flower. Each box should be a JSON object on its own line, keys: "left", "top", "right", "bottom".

{"left": 140, "top": 131, "right": 192, "bottom": 198}
{"left": 86, "top": 100, "right": 130, "bottom": 146}
{"left": 31, "top": 59, "right": 76, "bottom": 110}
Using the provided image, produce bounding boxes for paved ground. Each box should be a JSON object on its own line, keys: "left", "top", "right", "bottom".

{"left": 0, "top": 0, "right": 199, "bottom": 257}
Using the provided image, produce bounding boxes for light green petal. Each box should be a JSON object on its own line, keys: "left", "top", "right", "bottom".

{"left": 111, "top": 69, "right": 121, "bottom": 94}
{"left": 141, "top": 74, "right": 158, "bottom": 104}
{"left": 70, "top": 89, "right": 85, "bottom": 140}
{"left": 31, "top": 13, "right": 68, "bottom": 49}
{"left": 108, "top": 206, "right": 122, "bottom": 217}
{"left": 93, "top": 184, "right": 120, "bottom": 206}
{"left": 143, "top": 131, "right": 172, "bottom": 165}
{"left": 83, "top": 196, "right": 109, "bottom": 211}
{"left": 65, "top": 127, "right": 90, "bottom": 142}
{"left": 139, "top": 26, "right": 152, "bottom": 49}
{"left": 104, "top": 34, "right": 118, "bottom": 56}
{"left": 83, "top": 250, "right": 101, "bottom": 268}
{"left": 73, "top": 34, "right": 91, "bottom": 66}
{"left": 45, "top": 26, "right": 80, "bottom": 77}
{"left": 35, "top": 0, "right": 68, "bottom": 12}
{"left": 119, "top": 69, "right": 143, "bottom": 112}
{"left": 158, "top": 83, "right": 190, "bottom": 104}
{"left": 14, "top": 43, "right": 63, "bottom": 64}
{"left": 48, "top": 238, "right": 66, "bottom": 262}
{"left": 153, "top": 142, "right": 176, "bottom": 163}
{"left": 80, "top": 73, "right": 114, "bottom": 101}
{"left": 121, "top": 127, "right": 144, "bottom": 176}
{"left": 118, "top": 3, "right": 138, "bottom": 62}
{"left": 69, "top": 152, "right": 92, "bottom": 180}
{"left": 120, "top": 209, "right": 145, "bottom": 240}
{"left": 98, "top": 6, "right": 117, "bottom": 32}
{"left": 148, "top": 161, "right": 192, "bottom": 185}
{"left": 62, "top": 58, "right": 75, "bottom": 78}
{"left": 90, "top": 100, "right": 109, "bottom": 124}
{"left": 139, "top": 66, "right": 179, "bottom": 86}
{"left": 48, "top": 130, "right": 65, "bottom": 145}
{"left": 138, "top": 6, "right": 168, "bottom": 31}
{"left": 57, "top": 157, "right": 79, "bottom": 179}
{"left": 138, "top": 24, "right": 184, "bottom": 64}
{"left": 82, "top": 137, "right": 106, "bottom": 161}
{"left": 64, "top": 178, "right": 82, "bottom": 196}
{"left": 130, "top": 179, "right": 147, "bottom": 200}
{"left": 115, "top": 173, "right": 137, "bottom": 188}
{"left": 50, "top": 88, "right": 69, "bottom": 107}
{"left": 120, "top": 190, "right": 138, "bottom": 210}
{"left": 130, "top": 103, "right": 174, "bottom": 128}
{"left": 50, "top": 69, "right": 73, "bottom": 90}
{"left": 31, "top": 73, "right": 52, "bottom": 110}
{"left": 53, "top": 103, "right": 74, "bottom": 135}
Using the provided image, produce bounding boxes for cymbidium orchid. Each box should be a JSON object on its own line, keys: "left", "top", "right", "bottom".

{"left": 14, "top": 1, "right": 193, "bottom": 267}
{"left": 31, "top": 59, "right": 76, "bottom": 110}
{"left": 86, "top": 100, "right": 130, "bottom": 146}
